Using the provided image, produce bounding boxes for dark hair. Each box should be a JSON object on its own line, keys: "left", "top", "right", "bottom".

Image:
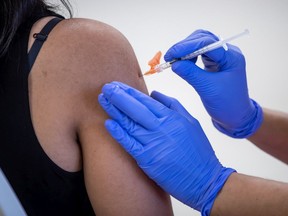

{"left": 0, "top": 0, "right": 72, "bottom": 57}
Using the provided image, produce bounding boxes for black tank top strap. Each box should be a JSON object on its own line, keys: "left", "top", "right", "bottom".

{"left": 28, "top": 17, "right": 63, "bottom": 71}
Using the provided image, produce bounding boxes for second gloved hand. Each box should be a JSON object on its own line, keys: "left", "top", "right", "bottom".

{"left": 98, "top": 81, "right": 235, "bottom": 216}
{"left": 164, "top": 30, "right": 263, "bottom": 138}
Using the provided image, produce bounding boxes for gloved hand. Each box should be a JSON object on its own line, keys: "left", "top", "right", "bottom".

{"left": 98, "top": 81, "right": 235, "bottom": 216}
{"left": 164, "top": 29, "right": 263, "bottom": 138}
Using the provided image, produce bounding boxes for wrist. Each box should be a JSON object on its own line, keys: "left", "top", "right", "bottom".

{"left": 200, "top": 167, "right": 236, "bottom": 216}
{"left": 209, "top": 172, "right": 238, "bottom": 216}
{"left": 212, "top": 99, "right": 263, "bottom": 138}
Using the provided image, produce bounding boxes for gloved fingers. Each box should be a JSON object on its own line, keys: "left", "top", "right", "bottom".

{"left": 170, "top": 60, "right": 209, "bottom": 85}
{"left": 164, "top": 29, "right": 219, "bottom": 62}
{"left": 105, "top": 119, "right": 144, "bottom": 157}
{"left": 100, "top": 93, "right": 156, "bottom": 144}
{"left": 202, "top": 44, "right": 245, "bottom": 73}
{"left": 99, "top": 93, "right": 141, "bottom": 132}
{"left": 164, "top": 36, "right": 216, "bottom": 62}
{"left": 164, "top": 31, "right": 232, "bottom": 69}
{"left": 201, "top": 43, "right": 232, "bottom": 68}
{"left": 184, "top": 29, "right": 219, "bottom": 41}
{"left": 100, "top": 83, "right": 160, "bottom": 130}
{"left": 150, "top": 90, "right": 176, "bottom": 108}
{"left": 151, "top": 91, "right": 198, "bottom": 123}
{"left": 108, "top": 81, "right": 175, "bottom": 118}
{"left": 201, "top": 55, "right": 220, "bottom": 72}
{"left": 99, "top": 93, "right": 125, "bottom": 121}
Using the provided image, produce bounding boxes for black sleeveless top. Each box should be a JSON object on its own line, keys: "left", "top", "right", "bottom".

{"left": 0, "top": 12, "right": 95, "bottom": 216}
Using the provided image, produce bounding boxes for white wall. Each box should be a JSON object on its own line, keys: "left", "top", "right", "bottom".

{"left": 73, "top": 1, "right": 288, "bottom": 215}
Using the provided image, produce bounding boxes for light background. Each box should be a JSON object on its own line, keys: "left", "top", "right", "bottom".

{"left": 71, "top": 1, "right": 288, "bottom": 215}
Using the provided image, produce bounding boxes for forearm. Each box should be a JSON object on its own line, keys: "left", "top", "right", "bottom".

{"left": 248, "top": 108, "right": 288, "bottom": 164}
{"left": 211, "top": 173, "right": 288, "bottom": 216}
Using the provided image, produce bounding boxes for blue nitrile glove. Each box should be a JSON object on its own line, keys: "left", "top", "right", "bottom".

{"left": 164, "top": 29, "right": 263, "bottom": 138}
{"left": 98, "top": 81, "right": 235, "bottom": 216}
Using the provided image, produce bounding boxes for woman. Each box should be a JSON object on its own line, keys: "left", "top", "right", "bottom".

{"left": 0, "top": 1, "right": 173, "bottom": 215}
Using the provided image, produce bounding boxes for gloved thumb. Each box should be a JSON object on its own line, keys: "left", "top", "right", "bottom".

{"left": 151, "top": 91, "right": 197, "bottom": 123}
{"left": 171, "top": 60, "right": 205, "bottom": 87}
{"left": 105, "top": 119, "right": 143, "bottom": 157}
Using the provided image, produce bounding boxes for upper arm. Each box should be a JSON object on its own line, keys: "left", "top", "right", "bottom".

{"left": 48, "top": 18, "right": 173, "bottom": 215}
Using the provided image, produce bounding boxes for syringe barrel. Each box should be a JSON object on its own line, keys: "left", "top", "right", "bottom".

{"left": 181, "top": 40, "right": 224, "bottom": 60}
{"left": 154, "top": 62, "right": 172, "bottom": 72}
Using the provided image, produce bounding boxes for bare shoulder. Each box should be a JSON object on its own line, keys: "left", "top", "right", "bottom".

{"left": 43, "top": 17, "right": 147, "bottom": 122}
{"left": 32, "top": 17, "right": 147, "bottom": 127}
{"left": 49, "top": 18, "right": 143, "bottom": 80}
{"left": 39, "top": 17, "right": 146, "bottom": 113}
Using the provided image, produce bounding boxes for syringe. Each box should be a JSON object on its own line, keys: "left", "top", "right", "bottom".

{"left": 144, "top": 29, "right": 249, "bottom": 76}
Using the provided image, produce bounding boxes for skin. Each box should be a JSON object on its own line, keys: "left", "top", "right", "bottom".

{"left": 28, "top": 17, "right": 173, "bottom": 215}
{"left": 248, "top": 108, "right": 288, "bottom": 164}
{"left": 211, "top": 108, "right": 288, "bottom": 216}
